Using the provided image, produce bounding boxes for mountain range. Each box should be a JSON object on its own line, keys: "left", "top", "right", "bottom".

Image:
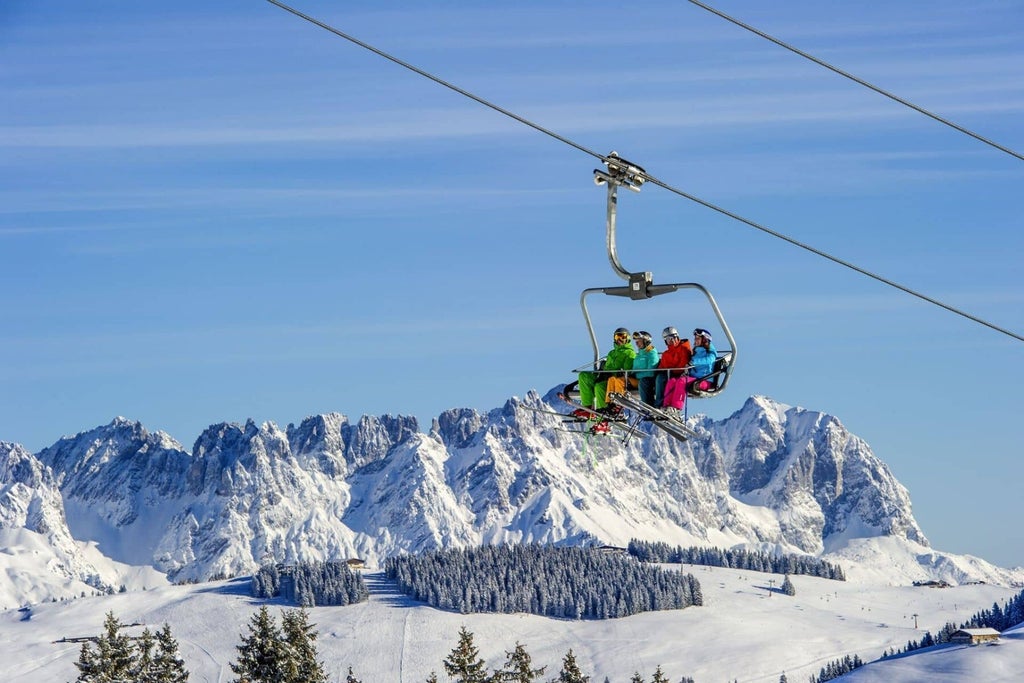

{"left": 1, "top": 390, "right": 1020, "bottom": 609}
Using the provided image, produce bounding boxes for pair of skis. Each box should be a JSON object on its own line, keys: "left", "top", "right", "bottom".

{"left": 521, "top": 396, "right": 646, "bottom": 441}
{"left": 523, "top": 392, "right": 698, "bottom": 444}
{"left": 607, "top": 392, "right": 698, "bottom": 442}
{"left": 556, "top": 393, "right": 646, "bottom": 441}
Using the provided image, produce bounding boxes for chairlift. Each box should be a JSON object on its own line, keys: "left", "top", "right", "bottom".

{"left": 568, "top": 152, "right": 737, "bottom": 408}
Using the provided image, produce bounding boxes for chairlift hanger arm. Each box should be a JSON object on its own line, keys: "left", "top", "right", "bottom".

{"left": 594, "top": 152, "right": 653, "bottom": 293}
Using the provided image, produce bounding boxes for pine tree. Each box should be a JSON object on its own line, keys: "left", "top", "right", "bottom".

{"left": 425, "top": 672, "right": 440, "bottom": 683}
{"left": 281, "top": 608, "right": 328, "bottom": 683}
{"left": 650, "top": 665, "right": 669, "bottom": 683}
{"left": 230, "top": 606, "right": 288, "bottom": 683}
{"left": 152, "top": 622, "right": 190, "bottom": 682}
{"left": 493, "top": 642, "right": 546, "bottom": 682}
{"left": 443, "top": 626, "right": 490, "bottom": 683}
{"left": 779, "top": 673, "right": 788, "bottom": 683}
{"left": 630, "top": 673, "right": 645, "bottom": 683}
{"left": 346, "top": 666, "right": 362, "bottom": 683}
{"left": 557, "top": 648, "right": 589, "bottom": 683}
{"left": 73, "top": 642, "right": 100, "bottom": 682}
{"left": 781, "top": 575, "right": 796, "bottom": 596}
{"left": 136, "top": 628, "right": 156, "bottom": 682}
{"left": 74, "top": 611, "right": 136, "bottom": 683}
{"left": 105, "top": 611, "right": 136, "bottom": 681}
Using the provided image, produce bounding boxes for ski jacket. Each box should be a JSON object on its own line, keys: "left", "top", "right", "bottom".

{"left": 632, "top": 345, "right": 660, "bottom": 378}
{"left": 603, "top": 342, "right": 636, "bottom": 374}
{"left": 657, "top": 340, "right": 692, "bottom": 378}
{"left": 689, "top": 342, "right": 718, "bottom": 379}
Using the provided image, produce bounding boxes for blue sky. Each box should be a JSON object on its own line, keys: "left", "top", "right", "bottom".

{"left": 2, "top": 1, "right": 1022, "bottom": 566}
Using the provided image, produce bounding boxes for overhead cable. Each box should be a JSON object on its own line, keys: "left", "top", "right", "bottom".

{"left": 263, "top": 0, "right": 1024, "bottom": 344}
{"left": 686, "top": 0, "right": 1024, "bottom": 163}
{"left": 638, "top": 172, "right": 1024, "bottom": 343}
{"left": 263, "top": 0, "right": 605, "bottom": 162}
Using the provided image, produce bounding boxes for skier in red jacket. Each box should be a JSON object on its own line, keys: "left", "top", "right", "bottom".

{"left": 654, "top": 327, "right": 691, "bottom": 411}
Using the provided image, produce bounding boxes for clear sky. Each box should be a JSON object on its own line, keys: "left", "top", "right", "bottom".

{"left": 2, "top": 1, "right": 1022, "bottom": 566}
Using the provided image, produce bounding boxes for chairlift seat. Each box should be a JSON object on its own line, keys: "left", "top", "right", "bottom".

{"left": 687, "top": 353, "right": 732, "bottom": 398}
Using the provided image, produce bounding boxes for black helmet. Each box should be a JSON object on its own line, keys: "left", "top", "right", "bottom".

{"left": 614, "top": 327, "right": 630, "bottom": 337}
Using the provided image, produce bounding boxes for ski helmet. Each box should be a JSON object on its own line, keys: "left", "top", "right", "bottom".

{"left": 662, "top": 326, "right": 679, "bottom": 340}
{"left": 693, "top": 328, "right": 713, "bottom": 342}
{"left": 633, "top": 330, "right": 652, "bottom": 347}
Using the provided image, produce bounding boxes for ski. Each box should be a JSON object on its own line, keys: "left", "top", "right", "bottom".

{"left": 519, "top": 403, "right": 629, "bottom": 437}
{"left": 607, "top": 392, "right": 698, "bottom": 442}
{"left": 555, "top": 393, "right": 646, "bottom": 440}
{"left": 518, "top": 404, "right": 590, "bottom": 423}
{"left": 554, "top": 426, "right": 619, "bottom": 438}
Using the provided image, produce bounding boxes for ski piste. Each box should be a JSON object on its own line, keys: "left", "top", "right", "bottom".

{"left": 554, "top": 393, "right": 646, "bottom": 440}
{"left": 608, "top": 391, "right": 698, "bottom": 442}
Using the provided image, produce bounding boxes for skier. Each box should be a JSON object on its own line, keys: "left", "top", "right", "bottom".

{"left": 572, "top": 327, "right": 636, "bottom": 433}
{"left": 664, "top": 328, "right": 718, "bottom": 415}
{"left": 631, "top": 330, "right": 660, "bottom": 406}
{"left": 655, "top": 327, "right": 691, "bottom": 412}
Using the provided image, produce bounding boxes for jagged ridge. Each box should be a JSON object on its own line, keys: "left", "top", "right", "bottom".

{"left": 3, "top": 392, "right": 1016, "bottom": 596}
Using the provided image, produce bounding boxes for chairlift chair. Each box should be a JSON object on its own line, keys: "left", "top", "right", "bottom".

{"left": 570, "top": 152, "right": 738, "bottom": 402}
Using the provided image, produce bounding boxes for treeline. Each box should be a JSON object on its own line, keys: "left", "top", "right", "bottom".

{"left": 75, "top": 606, "right": 334, "bottom": 683}
{"left": 422, "top": 625, "right": 693, "bottom": 683}
{"left": 806, "top": 654, "right": 865, "bottom": 682}
{"left": 959, "top": 587, "right": 1024, "bottom": 632}
{"left": 385, "top": 544, "right": 702, "bottom": 619}
{"left": 73, "top": 612, "right": 188, "bottom": 683}
{"left": 74, "top": 611, "right": 697, "bottom": 682}
{"left": 627, "top": 539, "right": 846, "bottom": 581}
{"left": 884, "top": 585, "right": 1024, "bottom": 658}
{"left": 251, "top": 560, "right": 369, "bottom": 607}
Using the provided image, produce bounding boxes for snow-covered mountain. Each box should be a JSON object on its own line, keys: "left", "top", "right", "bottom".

{"left": 3, "top": 391, "right": 1019, "bottom": 608}
{"left": 0, "top": 440, "right": 140, "bottom": 605}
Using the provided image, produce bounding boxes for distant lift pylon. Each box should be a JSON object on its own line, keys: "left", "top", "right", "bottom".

{"left": 579, "top": 152, "right": 738, "bottom": 401}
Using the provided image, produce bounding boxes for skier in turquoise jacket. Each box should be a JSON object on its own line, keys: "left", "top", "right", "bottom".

{"left": 631, "top": 330, "right": 660, "bottom": 405}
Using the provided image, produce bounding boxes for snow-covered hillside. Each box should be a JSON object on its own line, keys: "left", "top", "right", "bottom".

{"left": 1, "top": 564, "right": 1020, "bottom": 683}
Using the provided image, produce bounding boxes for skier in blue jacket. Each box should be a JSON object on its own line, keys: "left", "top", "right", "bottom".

{"left": 686, "top": 328, "right": 718, "bottom": 395}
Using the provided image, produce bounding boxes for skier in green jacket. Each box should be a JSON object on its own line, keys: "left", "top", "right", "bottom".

{"left": 572, "top": 327, "right": 637, "bottom": 422}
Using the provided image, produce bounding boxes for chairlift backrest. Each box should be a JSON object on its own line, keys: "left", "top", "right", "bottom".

{"left": 687, "top": 351, "right": 733, "bottom": 398}
{"left": 579, "top": 282, "right": 738, "bottom": 397}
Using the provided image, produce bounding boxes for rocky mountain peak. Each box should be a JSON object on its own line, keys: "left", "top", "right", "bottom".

{"left": 8, "top": 392, "right": 947, "bottom": 586}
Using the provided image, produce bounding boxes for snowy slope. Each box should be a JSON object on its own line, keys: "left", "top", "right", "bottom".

{"left": 1, "top": 564, "right": 1020, "bottom": 683}
{"left": 845, "top": 623, "right": 1024, "bottom": 682}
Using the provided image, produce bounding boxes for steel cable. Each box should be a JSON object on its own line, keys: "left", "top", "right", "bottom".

{"left": 264, "top": 0, "right": 1024, "bottom": 344}
{"left": 686, "top": 0, "right": 1024, "bottom": 163}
